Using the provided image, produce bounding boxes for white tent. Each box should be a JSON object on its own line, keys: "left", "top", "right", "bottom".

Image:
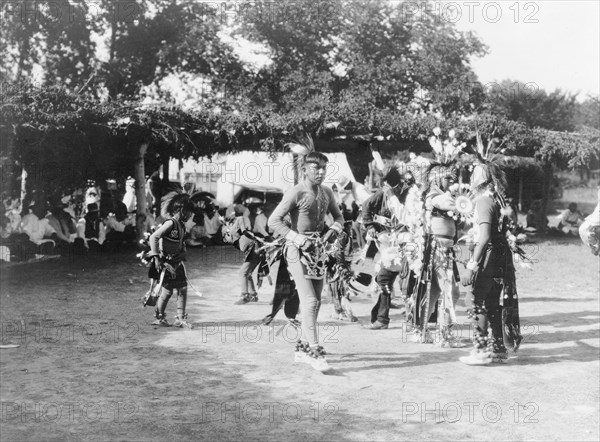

{"left": 170, "top": 151, "right": 358, "bottom": 207}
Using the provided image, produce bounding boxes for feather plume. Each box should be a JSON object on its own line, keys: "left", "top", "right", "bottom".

{"left": 286, "top": 133, "right": 316, "bottom": 183}
{"left": 286, "top": 133, "right": 315, "bottom": 156}
{"left": 475, "top": 127, "right": 485, "bottom": 159}
{"left": 160, "top": 190, "right": 181, "bottom": 219}
{"left": 429, "top": 135, "right": 444, "bottom": 156}
{"left": 371, "top": 150, "right": 385, "bottom": 171}
{"left": 288, "top": 143, "right": 311, "bottom": 155}
{"left": 429, "top": 128, "right": 465, "bottom": 164}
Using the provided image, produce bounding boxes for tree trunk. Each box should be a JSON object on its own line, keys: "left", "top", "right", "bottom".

{"left": 518, "top": 171, "right": 523, "bottom": 212}
{"left": 154, "top": 156, "right": 170, "bottom": 215}
{"left": 134, "top": 143, "right": 149, "bottom": 240}
{"left": 540, "top": 162, "right": 553, "bottom": 235}
{"left": 20, "top": 167, "right": 27, "bottom": 204}
{"left": 15, "top": 23, "right": 31, "bottom": 82}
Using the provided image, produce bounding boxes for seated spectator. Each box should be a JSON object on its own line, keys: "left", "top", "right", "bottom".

{"left": 46, "top": 202, "right": 76, "bottom": 243}
{"left": 187, "top": 221, "right": 208, "bottom": 247}
{"left": 81, "top": 203, "right": 105, "bottom": 252}
{"left": 103, "top": 212, "right": 127, "bottom": 250}
{"left": 3, "top": 197, "right": 23, "bottom": 236}
{"left": 21, "top": 203, "right": 57, "bottom": 247}
{"left": 557, "top": 202, "right": 585, "bottom": 235}
{"left": 525, "top": 200, "right": 548, "bottom": 232}
{"left": 204, "top": 206, "right": 224, "bottom": 244}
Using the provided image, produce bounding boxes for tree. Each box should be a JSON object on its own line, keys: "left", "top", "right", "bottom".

{"left": 0, "top": 1, "right": 96, "bottom": 88}
{"left": 96, "top": 0, "right": 245, "bottom": 100}
{"left": 234, "top": 0, "right": 487, "bottom": 114}
{"left": 575, "top": 95, "right": 600, "bottom": 130}
{"left": 484, "top": 80, "right": 579, "bottom": 132}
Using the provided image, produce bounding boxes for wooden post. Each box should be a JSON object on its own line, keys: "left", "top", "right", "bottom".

{"left": 156, "top": 156, "right": 170, "bottom": 216}
{"left": 20, "top": 167, "right": 27, "bottom": 204}
{"left": 518, "top": 170, "right": 523, "bottom": 212}
{"left": 540, "top": 162, "right": 552, "bottom": 235}
{"left": 134, "top": 143, "right": 149, "bottom": 240}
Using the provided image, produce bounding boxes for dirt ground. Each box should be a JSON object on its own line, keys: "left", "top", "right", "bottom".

{"left": 1, "top": 237, "right": 598, "bottom": 442}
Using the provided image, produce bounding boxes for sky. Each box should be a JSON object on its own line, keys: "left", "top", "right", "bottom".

{"left": 449, "top": 0, "right": 600, "bottom": 100}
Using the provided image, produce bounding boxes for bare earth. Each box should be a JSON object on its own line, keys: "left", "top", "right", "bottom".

{"left": 1, "top": 238, "right": 598, "bottom": 442}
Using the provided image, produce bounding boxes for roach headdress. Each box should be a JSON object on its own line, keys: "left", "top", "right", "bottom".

{"left": 464, "top": 125, "right": 508, "bottom": 197}
{"left": 161, "top": 189, "right": 195, "bottom": 219}
{"left": 286, "top": 133, "right": 328, "bottom": 181}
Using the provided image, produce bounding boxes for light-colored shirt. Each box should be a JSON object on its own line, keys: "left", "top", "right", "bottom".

{"left": 204, "top": 213, "right": 223, "bottom": 236}
{"left": 21, "top": 213, "right": 56, "bottom": 244}
{"left": 558, "top": 209, "right": 584, "bottom": 226}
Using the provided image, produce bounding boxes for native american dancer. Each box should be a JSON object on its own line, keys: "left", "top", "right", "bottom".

{"left": 410, "top": 164, "right": 465, "bottom": 346}
{"left": 459, "top": 157, "right": 523, "bottom": 365}
{"left": 579, "top": 188, "right": 600, "bottom": 256}
{"left": 361, "top": 167, "right": 415, "bottom": 330}
{"left": 268, "top": 137, "right": 344, "bottom": 372}
{"left": 393, "top": 169, "right": 426, "bottom": 328}
{"left": 406, "top": 129, "right": 468, "bottom": 345}
{"left": 143, "top": 193, "right": 196, "bottom": 328}
{"left": 325, "top": 220, "right": 364, "bottom": 322}
{"left": 221, "top": 205, "right": 259, "bottom": 305}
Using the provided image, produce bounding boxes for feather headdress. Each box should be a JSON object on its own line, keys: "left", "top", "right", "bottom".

{"left": 428, "top": 127, "right": 466, "bottom": 164}
{"left": 286, "top": 133, "right": 328, "bottom": 183}
{"left": 463, "top": 124, "right": 508, "bottom": 196}
{"left": 426, "top": 127, "right": 465, "bottom": 193}
{"left": 286, "top": 133, "right": 315, "bottom": 157}
{"left": 160, "top": 187, "right": 196, "bottom": 219}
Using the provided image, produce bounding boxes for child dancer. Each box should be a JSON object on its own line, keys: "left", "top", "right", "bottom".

{"left": 147, "top": 193, "right": 195, "bottom": 328}
{"left": 268, "top": 141, "right": 344, "bottom": 372}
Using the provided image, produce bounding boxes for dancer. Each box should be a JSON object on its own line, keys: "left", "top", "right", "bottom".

{"left": 460, "top": 160, "right": 522, "bottom": 364}
{"left": 231, "top": 200, "right": 267, "bottom": 305}
{"left": 326, "top": 220, "right": 359, "bottom": 322}
{"left": 361, "top": 167, "right": 411, "bottom": 330}
{"left": 268, "top": 138, "right": 344, "bottom": 372}
{"left": 147, "top": 193, "right": 195, "bottom": 328}
{"left": 579, "top": 189, "right": 600, "bottom": 255}
{"left": 408, "top": 128, "right": 466, "bottom": 342}
{"left": 417, "top": 164, "right": 462, "bottom": 346}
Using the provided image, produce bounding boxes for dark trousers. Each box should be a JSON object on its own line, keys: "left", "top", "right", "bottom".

{"left": 370, "top": 268, "right": 399, "bottom": 325}
{"left": 468, "top": 246, "right": 512, "bottom": 351}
